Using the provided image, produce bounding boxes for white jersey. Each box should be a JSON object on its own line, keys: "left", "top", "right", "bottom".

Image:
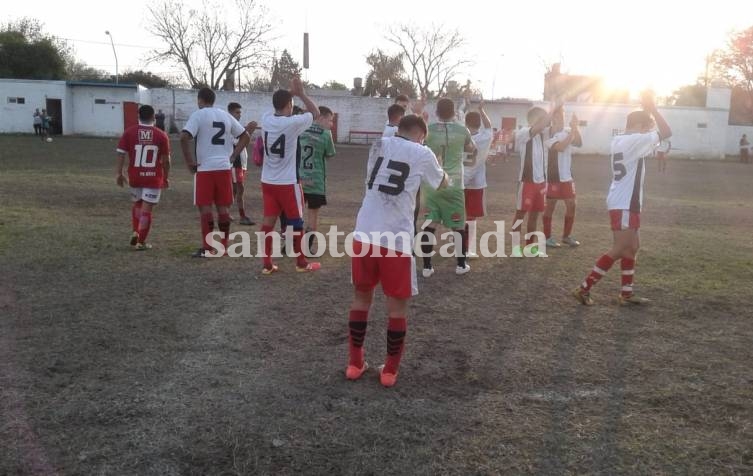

{"left": 607, "top": 131, "right": 660, "bottom": 212}
{"left": 544, "top": 128, "right": 577, "bottom": 183}
{"left": 354, "top": 136, "right": 445, "bottom": 254}
{"left": 382, "top": 123, "right": 398, "bottom": 138}
{"left": 183, "top": 107, "right": 246, "bottom": 172}
{"left": 515, "top": 127, "right": 549, "bottom": 183}
{"left": 463, "top": 127, "right": 493, "bottom": 189}
{"left": 261, "top": 111, "right": 314, "bottom": 185}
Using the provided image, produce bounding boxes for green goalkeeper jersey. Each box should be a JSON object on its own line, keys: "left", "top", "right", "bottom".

{"left": 425, "top": 121, "right": 472, "bottom": 190}
{"left": 298, "top": 124, "right": 336, "bottom": 195}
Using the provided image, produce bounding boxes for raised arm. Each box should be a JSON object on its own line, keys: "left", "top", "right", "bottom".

{"left": 478, "top": 100, "right": 492, "bottom": 130}
{"left": 291, "top": 77, "right": 320, "bottom": 120}
{"left": 531, "top": 98, "right": 562, "bottom": 136}
{"left": 642, "top": 92, "right": 671, "bottom": 140}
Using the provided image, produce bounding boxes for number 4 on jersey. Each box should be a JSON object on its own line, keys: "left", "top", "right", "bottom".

{"left": 264, "top": 132, "right": 286, "bottom": 158}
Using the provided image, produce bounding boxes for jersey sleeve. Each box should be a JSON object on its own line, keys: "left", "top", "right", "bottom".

{"left": 325, "top": 131, "right": 336, "bottom": 158}
{"left": 294, "top": 112, "right": 314, "bottom": 136}
{"left": 420, "top": 147, "right": 445, "bottom": 190}
{"left": 544, "top": 131, "right": 568, "bottom": 150}
{"left": 635, "top": 131, "right": 661, "bottom": 159}
{"left": 229, "top": 115, "right": 245, "bottom": 137}
{"left": 182, "top": 111, "right": 200, "bottom": 137}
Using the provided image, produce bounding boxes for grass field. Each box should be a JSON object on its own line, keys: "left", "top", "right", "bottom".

{"left": 2, "top": 135, "right": 753, "bottom": 475}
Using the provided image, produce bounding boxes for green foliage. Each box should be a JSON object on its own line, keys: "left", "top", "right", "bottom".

{"left": 0, "top": 19, "right": 68, "bottom": 80}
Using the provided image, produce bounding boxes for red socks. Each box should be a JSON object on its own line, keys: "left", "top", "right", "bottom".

{"left": 543, "top": 215, "right": 553, "bottom": 239}
{"left": 261, "top": 224, "right": 274, "bottom": 268}
{"left": 218, "top": 213, "right": 230, "bottom": 249}
{"left": 200, "top": 213, "right": 214, "bottom": 251}
{"left": 383, "top": 317, "right": 407, "bottom": 375}
{"left": 292, "top": 229, "right": 307, "bottom": 268}
{"left": 348, "top": 310, "right": 369, "bottom": 368}
{"left": 563, "top": 215, "right": 575, "bottom": 238}
{"left": 137, "top": 211, "right": 152, "bottom": 244}
{"left": 621, "top": 258, "right": 635, "bottom": 297}
{"left": 131, "top": 202, "right": 142, "bottom": 232}
{"left": 581, "top": 254, "right": 616, "bottom": 292}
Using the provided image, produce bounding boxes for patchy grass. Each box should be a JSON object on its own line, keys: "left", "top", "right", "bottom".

{"left": 1, "top": 135, "right": 753, "bottom": 475}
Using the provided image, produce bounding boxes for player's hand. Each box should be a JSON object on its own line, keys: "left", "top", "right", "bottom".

{"left": 641, "top": 90, "right": 657, "bottom": 112}
{"left": 245, "top": 121, "right": 257, "bottom": 132}
{"left": 290, "top": 77, "right": 304, "bottom": 96}
{"left": 116, "top": 174, "right": 126, "bottom": 187}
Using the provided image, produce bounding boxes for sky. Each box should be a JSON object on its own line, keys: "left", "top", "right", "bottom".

{"left": 7, "top": 0, "right": 753, "bottom": 99}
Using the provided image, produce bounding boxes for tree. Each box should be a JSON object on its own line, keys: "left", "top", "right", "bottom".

{"left": 65, "top": 61, "right": 109, "bottom": 81}
{"left": 270, "top": 50, "right": 301, "bottom": 90}
{"left": 363, "top": 49, "right": 415, "bottom": 98}
{"left": 322, "top": 80, "right": 348, "bottom": 91}
{"left": 669, "top": 83, "right": 707, "bottom": 107}
{"left": 0, "top": 19, "right": 68, "bottom": 80}
{"left": 147, "top": 0, "right": 273, "bottom": 89}
{"left": 713, "top": 26, "right": 753, "bottom": 123}
{"left": 385, "top": 25, "right": 470, "bottom": 98}
{"left": 119, "top": 70, "right": 173, "bottom": 88}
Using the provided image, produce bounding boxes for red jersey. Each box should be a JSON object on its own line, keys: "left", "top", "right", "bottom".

{"left": 117, "top": 124, "right": 170, "bottom": 188}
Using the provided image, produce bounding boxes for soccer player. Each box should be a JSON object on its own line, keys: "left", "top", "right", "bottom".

{"left": 463, "top": 100, "right": 493, "bottom": 259}
{"left": 382, "top": 104, "right": 405, "bottom": 138}
{"left": 299, "top": 106, "right": 337, "bottom": 253}
{"left": 260, "top": 77, "right": 321, "bottom": 274}
{"left": 573, "top": 93, "right": 671, "bottom": 306}
{"left": 511, "top": 101, "right": 560, "bottom": 257}
{"left": 115, "top": 105, "right": 171, "bottom": 250}
{"left": 543, "top": 106, "right": 582, "bottom": 248}
{"left": 421, "top": 98, "right": 476, "bottom": 276}
{"left": 227, "top": 102, "right": 257, "bottom": 226}
{"left": 180, "top": 88, "right": 250, "bottom": 258}
{"left": 656, "top": 139, "right": 671, "bottom": 173}
{"left": 347, "top": 114, "right": 447, "bottom": 388}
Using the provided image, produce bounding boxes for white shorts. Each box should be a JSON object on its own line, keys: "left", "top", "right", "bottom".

{"left": 130, "top": 187, "right": 162, "bottom": 204}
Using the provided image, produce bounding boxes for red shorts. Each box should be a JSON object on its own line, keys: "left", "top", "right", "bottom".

{"left": 546, "top": 181, "right": 576, "bottom": 200}
{"left": 194, "top": 170, "right": 233, "bottom": 207}
{"left": 351, "top": 241, "right": 417, "bottom": 299}
{"left": 516, "top": 182, "right": 546, "bottom": 212}
{"left": 232, "top": 167, "right": 246, "bottom": 184}
{"left": 262, "top": 183, "right": 303, "bottom": 219}
{"left": 464, "top": 188, "right": 486, "bottom": 218}
{"left": 609, "top": 210, "right": 641, "bottom": 231}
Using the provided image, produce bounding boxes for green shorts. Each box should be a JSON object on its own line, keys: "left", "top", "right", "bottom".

{"left": 423, "top": 187, "right": 466, "bottom": 229}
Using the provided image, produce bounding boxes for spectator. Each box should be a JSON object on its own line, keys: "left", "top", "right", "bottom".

{"left": 155, "top": 109, "right": 166, "bottom": 132}
{"left": 40, "top": 109, "right": 51, "bottom": 141}
{"left": 741, "top": 134, "right": 750, "bottom": 164}
{"left": 33, "top": 109, "right": 42, "bottom": 136}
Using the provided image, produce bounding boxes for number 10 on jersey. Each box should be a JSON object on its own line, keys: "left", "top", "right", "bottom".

{"left": 133, "top": 144, "right": 159, "bottom": 167}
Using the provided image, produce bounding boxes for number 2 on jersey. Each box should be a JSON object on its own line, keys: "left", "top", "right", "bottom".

{"left": 133, "top": 144, "right": 159, "bottom": 168}
{"left": 612, "top": 152, "right": 627, "bottom": 181}
{"left": 302, "top": 145, "right": 314, "bottom": 169}
{"left": 264, "top": 132, "right": 286, "bottom": 158}
{"left": 211, "top": 122, "right": 225, "bottom": 145}
{"left": 367, "top": 156, "right": 410, "bottom": 195}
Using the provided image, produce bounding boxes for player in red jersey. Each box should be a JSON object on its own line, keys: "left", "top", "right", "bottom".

{"left": 180, "top": 88, "right": 250, "bottom": 258}
{"left": 573, "top": 92, "right": 671, "bottom": 306}
{"left": 115, "top": 105, "right": 171, "bottom": 250}
{"left": 259, "top": 77, "right": 321, "bottom": 274}
{"left": 347, "top": 114, "right": 447, "bottom": 387}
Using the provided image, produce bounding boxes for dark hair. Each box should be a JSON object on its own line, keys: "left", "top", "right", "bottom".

{"left": 292, "top": 105, "right": 303, "bottom": 115}
{"left": 465, "top": 111, "right": 481, "bottom": 129}
{"left": 527, "top": 106, "right": 547, "bottom": 124}
{"left": 626, "top": 110, "right": 654, "bottom": 130}
{"left": 273, "top": 89, "right": 293, "bottom": 110}
{"left": 197, "top": 87, "right": 216, "bottom": 105}
{"left": 319, "top": 106, "right": 333, "bottom": 116}
{"left": 436, "top": 98, "right": 455, "bottom": 120}
{"left": 138, "top": 105, "right": 155, "bottom": 122}
{"left": 398, "top": 114, "right": 427, "bottom": 136}
{"left": 388, "top": 104, "right": 406, "bottom": 123}
{"left": 227, "top": 102, "right": 242, "bottom": 113}
{"left": 395, "top": 94, "right": 410, "bottom": 104}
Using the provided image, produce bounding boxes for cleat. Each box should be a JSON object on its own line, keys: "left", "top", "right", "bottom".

{"left": 466, "top": 251, "right": 480, "bottom": 260}
{"left": 546, "top": 237, "right": 562, "bottom": 248}
{"left": 133, "top": 242, "right": 152, "bottom": 251}
{"left": 261, "top": 265, "right": 279, "bottom": 275}
{"left": 572, "top": 287, "right": 594, "bottom": 306}
{"left": 618, "top": 294, "right": 650, "bottom": 306}
{"left": 345, "top": 361, "right": 369, "bottom": 380}
{"left": 192, "top": 248, "right": 209, "bottom": 258}
{"left": 511, "top": 245, "right": 523, "bottom": 258}
{"left": 377, "top": 365, "right": 398, "bottom": 388}
{"left": 130, "top": 232, "right": 139, "bottom": 247}
{"left": 422, "top": 267, "right": 435, "bottom": 278}
{"left": 239, "top": 216, "right": 255, "bottom": 226}
{"left": 296, "top": 262, "right": 321, "bottom": 273}
{"left": 562, "top": 236, "right": 581, "bottom": 247}
{"left": 456, "top": 264, "right": 471, "bottom": 275}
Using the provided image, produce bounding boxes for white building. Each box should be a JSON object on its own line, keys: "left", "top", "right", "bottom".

{"left": 0, "top": 79, "right": 149, "bottom": 136}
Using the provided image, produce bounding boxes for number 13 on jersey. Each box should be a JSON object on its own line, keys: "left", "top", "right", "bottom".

{"left": 367, "top": 156, "right": 410, "bottom": 195}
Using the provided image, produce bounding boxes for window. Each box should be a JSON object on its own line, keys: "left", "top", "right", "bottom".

{"left": 7, "top": 97, "right": 25, "bottom": 104}
{"left": 697, "top": 123, "right": 708, "bottom": 128}
{"left": 94, "top": 99, "right": 106, "bottom": 104}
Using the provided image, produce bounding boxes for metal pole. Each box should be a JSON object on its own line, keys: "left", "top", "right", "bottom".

{"left": 105, "top": 31, "right": 119, "bottom": 84}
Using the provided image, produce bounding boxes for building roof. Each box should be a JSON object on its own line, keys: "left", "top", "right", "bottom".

{"left": 66, "top": 81, "right": 138, "bottom": 89}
